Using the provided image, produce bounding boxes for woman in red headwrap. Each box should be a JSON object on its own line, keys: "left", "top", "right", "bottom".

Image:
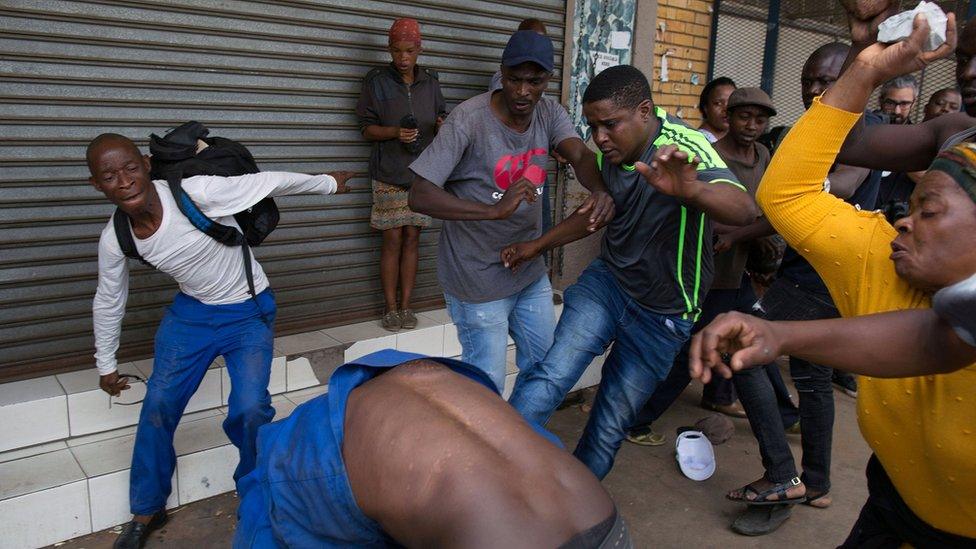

{"left": 356, "top": 18, "right": 447, "bottom": 331}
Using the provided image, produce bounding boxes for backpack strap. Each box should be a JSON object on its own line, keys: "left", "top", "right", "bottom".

{"left": 164, "top": 171, "right": 258, "bottom": 298}
{"left": 113, "top": 208, "right": 155, "bottom": 269}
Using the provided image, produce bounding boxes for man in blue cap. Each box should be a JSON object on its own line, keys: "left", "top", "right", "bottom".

{"left": 408, "top": 31, "right": 614, "bottom": 391}
{"left": 234, "top": 349, "right": 632, "bottom": 548}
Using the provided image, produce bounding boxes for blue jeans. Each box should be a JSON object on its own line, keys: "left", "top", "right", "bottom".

{"left": 130, "top": 290, "right": 276, "bottom": 516}
{"left": 444, "top": 274, "right": 555, "bottom": 394}
{"left": 734, "top": 276, "right": 838, "bottom": 491}
{"left": 509, "top": 259, "right": 693, "bottom": 479}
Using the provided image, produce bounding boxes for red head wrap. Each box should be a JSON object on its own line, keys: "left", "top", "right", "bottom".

{"left": 389, "top": 18, "right": 421, "bottom": 47}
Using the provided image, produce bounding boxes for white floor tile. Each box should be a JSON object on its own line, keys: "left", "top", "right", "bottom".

{"left": 173, "top": 414, "right": 229, "bottom": 457}
{"left": 323, "top": 320, "right": 397, "bottom": 344}
{"left": 221, "top": 356, "right": 286, "bottom": 405}
{"left": 270, "top": 395, "right": 298, "bottom": 421}
{"left": 571, "top": 354, "right": 606, "bottom": 393}
{"left": 177, "top": 444, "right": 238, "bottom": 505}
{"left": 0, "top": 448, "right": 85, "bottom": 500}
{"left": 344, "top": 335, "right": 396, "bottom": 362}
{"left": 283, "top": 385, "right": 328, "bottom": 407}
{"left": 71, "top": 433, "right": 135, "bottom": 478}
{"left": 0, "top": 440, "right": 67, "bottom": 464}
{"left": 63, "top": 376, "right": 148, "bottom": 437}
{"left": 442, "top": 324, "right": 462, "bottom": 357}
{"left": 88, "top": 469, "right": 178, "bottom": 532}
{"left": 275, "top": 331, "right": 341, "bottom": 356}
{"left": 285, "top": 356, "right": 320, "bottom": 392}
{"left": 0, "top": 378, "right": 68, "bottom": 453}
{"left": 0, "top": 480, "right": 91, "bottom": 549}
{"left": 396, "top": 323, "right": 444, "bottom": 356}
{"left": 417, "top": 308, "right": 451, "bottom": 325}
{"left": 503, "top": 372, "right": 518, "bottom": 400}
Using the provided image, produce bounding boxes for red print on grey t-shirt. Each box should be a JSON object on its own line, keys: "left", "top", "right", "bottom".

{"left": 493, "top": 148, "right": 547, "bottom": 190}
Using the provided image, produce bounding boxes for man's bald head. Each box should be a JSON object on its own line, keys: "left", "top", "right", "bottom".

{"left": 801, "top": 42, "right": 850, "bottom": 110}
{"left": 86, "top": 133, "right": 141, "bottom": 175}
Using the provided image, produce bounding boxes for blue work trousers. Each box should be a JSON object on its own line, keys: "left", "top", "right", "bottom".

{"left": 130, "top": 290, "right": 276, "bottom": 515}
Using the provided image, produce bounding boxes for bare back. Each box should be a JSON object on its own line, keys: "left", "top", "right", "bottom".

{"left": 343, "top": 359, "right": 615, "bottom": 548}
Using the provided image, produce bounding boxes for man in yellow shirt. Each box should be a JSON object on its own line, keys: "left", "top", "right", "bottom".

{"left": 698, "top": 10, "right": 975, "bottom": 547}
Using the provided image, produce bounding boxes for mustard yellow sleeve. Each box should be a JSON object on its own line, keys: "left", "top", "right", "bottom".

{"left": 757, "top": 98, "right": 899, "bottom": 316}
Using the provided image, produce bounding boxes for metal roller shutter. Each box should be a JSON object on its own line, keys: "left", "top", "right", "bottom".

{"left": 0, "top": 0, "right": 567, "bottom": 381}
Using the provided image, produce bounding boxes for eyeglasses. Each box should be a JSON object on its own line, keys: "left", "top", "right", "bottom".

{"left": 881, "top": 98, "right": 915, "bottom": 109}
{"left": 108, "top": 373, "right": 147, "bottom": 409}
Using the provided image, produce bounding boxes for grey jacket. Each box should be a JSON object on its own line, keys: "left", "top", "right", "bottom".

{"left": 356, "top": 63, "right": 447, "bottom": 187}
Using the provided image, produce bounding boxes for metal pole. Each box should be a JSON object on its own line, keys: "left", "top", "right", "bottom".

{"left": 706, "top": 0, "right": 721, "bottom": 83}
{"left": 760, "top": 0, "right": 781, "bottom": 96}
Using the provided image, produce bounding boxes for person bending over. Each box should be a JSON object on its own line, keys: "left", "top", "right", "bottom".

{"left": 234, "top": 350, "right": 631, "bottom": 549}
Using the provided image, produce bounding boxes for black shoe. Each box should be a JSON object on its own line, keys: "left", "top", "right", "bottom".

{"left": 832, "top": 371, "right": 858, "bottom": 398}
{"left": 114, "top": 511, "right": 167, "bottom": 549}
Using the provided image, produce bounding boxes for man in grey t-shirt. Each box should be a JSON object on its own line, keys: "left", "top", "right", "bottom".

{"left": 409, "top": 30, "right": 613, "bottom": 391}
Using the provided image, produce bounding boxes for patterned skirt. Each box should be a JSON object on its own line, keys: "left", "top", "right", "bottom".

{"left": 370, "top": 180, "right": 432, "bottom": 230}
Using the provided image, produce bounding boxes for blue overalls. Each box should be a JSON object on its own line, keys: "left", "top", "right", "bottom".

{"left": 233, "top": 349, "right": 561, "bottom": 548}
{"left": 131, "top": 289, "right": 276, "bottom": 515}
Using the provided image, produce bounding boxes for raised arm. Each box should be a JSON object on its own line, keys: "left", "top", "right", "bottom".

{"left": 637, "top": 145, "right": 757, "bottom": 226}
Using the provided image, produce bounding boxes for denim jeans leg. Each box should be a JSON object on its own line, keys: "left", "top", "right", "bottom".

{"left": 130, "top": 300, "right": 217, "bottom": 515}
{"left": 508, "top": 274, "right": 556, "bottom": 375}
{"left": 574, "top": 309, "right": 692, "bottom": 479}
{"left": 509, "top": 260, "right": 621, "bottom": 425}
{"left": 733, "top": 366, "right": 799, "bottom": 483}
{"left": 790, "top": 356, "right": 834, "bottom": 493}
{"left": 445, "top": 293, "right": 512, "bottom": 393}
{"left": 764, "top": 278, "right": 840, "bottom": 491}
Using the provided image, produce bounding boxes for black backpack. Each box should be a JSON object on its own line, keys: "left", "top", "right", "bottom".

{"left": 113, "top": 121, "right": 279, "bottom": 298}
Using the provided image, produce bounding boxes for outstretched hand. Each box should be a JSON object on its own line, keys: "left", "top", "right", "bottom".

{"left": 688, "top": 312, "right": 783, "bottom": 384}
{"left": 329, "top": 171, "right": 360, "bottom": 193}
{"left": 634, "top": 145, "right": 702, "bottom": 200}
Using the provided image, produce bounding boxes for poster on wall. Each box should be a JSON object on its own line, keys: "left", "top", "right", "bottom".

{"left": 568, "top": 0, "right": 636, "bottom": 140}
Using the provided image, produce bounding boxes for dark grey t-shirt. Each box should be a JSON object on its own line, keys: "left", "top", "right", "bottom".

{"left": 599, "top": 107, "right": 743, "bottom": 319}
{"left": 410, "top": 92, "right": 578, "bottom": 303}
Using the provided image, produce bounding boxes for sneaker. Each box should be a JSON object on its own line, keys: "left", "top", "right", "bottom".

{"left": 832, "top": 371, "right": 858, "bottom": 398}
{"left": 114, "top": 511, "right": 167, "bottom": 549}
{"left": 399, "top": 309, "right": 418, "bottom": 330}
{"left": 381, "top": 310, "right": 401, "bottom": 332}
{"left": 625, "top": 425, "right": 666, "bottom": 446}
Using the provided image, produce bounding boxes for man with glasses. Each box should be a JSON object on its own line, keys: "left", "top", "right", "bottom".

{"left": 878, "top": 75, "right": 919, "bottom": 125}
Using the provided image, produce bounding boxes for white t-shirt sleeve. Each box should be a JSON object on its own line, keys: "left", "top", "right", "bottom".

{"left": 185, "top": 172, "right": 338, "bottom": 218}
{"left": 92, "top": 225, "right": 130, "bottom": 375}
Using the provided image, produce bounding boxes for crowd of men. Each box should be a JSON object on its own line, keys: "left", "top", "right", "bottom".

{"left": 84, "top": 2, "right": 975, "bottom": 548}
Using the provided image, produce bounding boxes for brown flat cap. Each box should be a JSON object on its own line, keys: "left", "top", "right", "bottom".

{"left": 727, "top": 87, "right": 777, "bottom": 116}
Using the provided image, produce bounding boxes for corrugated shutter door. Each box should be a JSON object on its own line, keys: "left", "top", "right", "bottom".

{"left": 0, "top": 0, "right": 566, "bottom": 381}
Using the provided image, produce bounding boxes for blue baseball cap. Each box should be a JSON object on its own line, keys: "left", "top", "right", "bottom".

{"left": 501, "top": 30, "right": 554, "bottom": 72}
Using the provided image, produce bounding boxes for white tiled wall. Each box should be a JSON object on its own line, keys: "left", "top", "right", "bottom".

{"left": 88, "top": 470, "right": 179, "bottom": 532}
{"left": 177, "top": 444, "right": 238, "bottom": 505}
{"left": 0, "top": 377, "right": 68, "bottom": 452}
{"left": 0, "top": 480, "right": 92, "bottom": 549}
